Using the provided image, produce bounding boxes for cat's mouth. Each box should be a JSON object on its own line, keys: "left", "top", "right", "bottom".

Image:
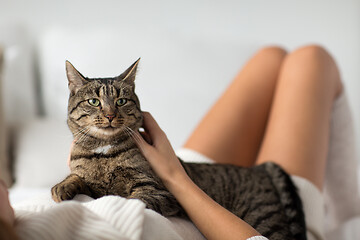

{"left": 91, "top": 126, "right": 121, "bottom": 137}
{"left": 98, "top": 125, "right": 118, "bottom": 132}
{"left": 98, "top": 122, "right": 120, "bottom": 130}
{"left": 101, "top": 126, "right": 115, "bottom": 129}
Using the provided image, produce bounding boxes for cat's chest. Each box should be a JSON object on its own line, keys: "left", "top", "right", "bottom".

{"left": 70, "top": 146, "right": 146, "bottom": 181}
{"left": 92, "top": 145, "right": 113, "bottom": 154}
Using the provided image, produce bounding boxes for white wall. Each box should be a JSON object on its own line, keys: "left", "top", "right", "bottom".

{"left": 1, "top": 0, "right": 359, "bottom": 152}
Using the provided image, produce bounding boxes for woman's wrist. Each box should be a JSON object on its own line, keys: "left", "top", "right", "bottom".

{"left": 162, "top": 167, "right": 193, "bottom": 196}
{"left": 166, "top": 172, "right": 260, "bottom": 240}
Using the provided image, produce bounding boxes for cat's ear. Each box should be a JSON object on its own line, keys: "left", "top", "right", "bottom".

{"left": 65, "top": 60, "right": 88, "bottom": 95}
{"left": 118, "top": 58, "right": 140, "bottom": 84}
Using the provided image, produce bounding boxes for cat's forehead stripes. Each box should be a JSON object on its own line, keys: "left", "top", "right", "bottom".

{"left": 110, "top": 85, "right": 118, "bottom": 97}
{"left": 94, "top": 83, "right": 130, "bottom": 99}
{"left": 88, "top": 78, "right": 114, "bottom": 96}
{"left": 98, "top": 85, "right": 107, "bottom": 97}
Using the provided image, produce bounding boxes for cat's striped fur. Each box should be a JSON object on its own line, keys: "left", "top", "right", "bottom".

{"left": 51, "top": 59, "right": 307, "bottom": 240}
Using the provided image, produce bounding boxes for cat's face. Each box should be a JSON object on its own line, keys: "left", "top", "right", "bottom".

{"left": 66, "top": 59, "right": 143, "bottom": 140}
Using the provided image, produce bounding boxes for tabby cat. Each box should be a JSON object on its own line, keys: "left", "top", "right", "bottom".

{"left": 51, "top": 59, "right": 307, "bottom": 240}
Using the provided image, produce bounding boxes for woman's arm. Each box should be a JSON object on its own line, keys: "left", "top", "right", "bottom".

{"left": 132, "top": 112, "right": 264, "bottom": 240}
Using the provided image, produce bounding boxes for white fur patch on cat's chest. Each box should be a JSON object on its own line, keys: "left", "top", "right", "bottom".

{"left": 93, "top": 145, "right": 113, "bottom": 154}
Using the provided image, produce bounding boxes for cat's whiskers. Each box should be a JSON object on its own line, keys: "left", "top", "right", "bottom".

{"left": 76, "top": 128, "right": 91, "bottom": 143}
{"left": 83, "top": 128, "right": 93, "bottom": 143}
{"left": 123, "top": 127, "right": 134, "bottom": 141}
{"left": 73, "top": 126, "right": 91, "bottom": 139}
{"left": 122, "top": 129, "right": 132, "bottom": 144}
{"left": 125, "top": 126, "right": 143, "bottom": 147}
{"left": 124, "top": 127, "right": 134, "bottom": 138}
{"left": 80, "top": 130, "right": 91, "bottom": 143}
{"left": 123, "top": 127, "right": 142, "bottom": 150}
{"left": 92, "top": 128, "right": 99, "bottom": 140}
{"left": 73, "top": 125, "right": 90, "bottom": 134}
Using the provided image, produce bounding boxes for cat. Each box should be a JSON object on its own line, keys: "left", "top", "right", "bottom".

{"left": 51, "top": 59, "right": 307, "bottom": 240}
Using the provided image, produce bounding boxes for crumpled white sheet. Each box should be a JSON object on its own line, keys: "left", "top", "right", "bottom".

{"left": 13, "top": 193, "right": 204, "bottom": 240}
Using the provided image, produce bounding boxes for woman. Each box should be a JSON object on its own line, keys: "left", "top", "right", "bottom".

{"left": 0, "top": 45, "right": 343, "bottom": 240}
{"left": 133, "top": 45, "right": 342, "bottom": 240}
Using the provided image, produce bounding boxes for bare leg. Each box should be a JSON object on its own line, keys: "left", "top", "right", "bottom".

{"left": 184, "top": 47, "right": 287, "bottom": 167}
{"left": 256, "top": 45, "right": 343, "bottom": 189}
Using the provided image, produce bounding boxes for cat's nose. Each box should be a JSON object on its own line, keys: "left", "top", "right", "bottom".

{"left": 105, "top": 114, "right": 115, "bottom": 122}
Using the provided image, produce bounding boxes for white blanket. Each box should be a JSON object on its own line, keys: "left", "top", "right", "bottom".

{"left": 13, "top": 193, "right": 204, "bottom": 240}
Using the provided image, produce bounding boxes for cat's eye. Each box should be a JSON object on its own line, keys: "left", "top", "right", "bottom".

{"left": 88, "top": 99, "right": 100, "bottom": 107}
{"left": 116, "top": 98, "right": 127, "bottom": 106}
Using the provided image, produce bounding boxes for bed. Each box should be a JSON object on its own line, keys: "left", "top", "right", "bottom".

{"left": 1, "top": 9, "right": 360, "bottom": 239}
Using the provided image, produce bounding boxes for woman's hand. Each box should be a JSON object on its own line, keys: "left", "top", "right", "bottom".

{"left": 67, "top": 141, "right": 74, "bottom": 168}
{"left": 133, "top": 112, "right": 261, "bottom": 240}
{"left": 131, "top": 112, "right": 189, "bottom": 188}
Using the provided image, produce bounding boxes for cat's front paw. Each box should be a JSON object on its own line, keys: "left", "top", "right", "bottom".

{"left": 51, "top": 174, "right": 90, "bottom": 202}
{"left": 51, "top": 182, "right": 77, "bottom": 202}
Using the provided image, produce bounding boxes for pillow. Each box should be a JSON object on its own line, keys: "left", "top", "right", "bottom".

{"left": 0, "top": 46, "right": 12, "bottom": 186}
{"left": 13, "top": 118, "right": 72, "bottom": 188}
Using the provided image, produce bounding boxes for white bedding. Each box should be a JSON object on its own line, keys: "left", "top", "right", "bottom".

{"left": 11, "top": 189, "right": 204, "bottom": 240}
{"left": 10, "top": 188, "right": 360, "bottom": 240}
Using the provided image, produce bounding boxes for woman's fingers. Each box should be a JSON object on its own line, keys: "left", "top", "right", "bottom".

{"left": 141, "top": 112, "right": 165, "bottom": 144}
{"left": 132, "top": 129, "right": 152, "bottom": 154}
{"left": 139, "top": 130, "right": 152, "bottom": 145}
{"left": 132, "top": 112, "right": 188, "bottom": 187}
{"left": 67, "top": 141, "right": 75, "bottom": 168}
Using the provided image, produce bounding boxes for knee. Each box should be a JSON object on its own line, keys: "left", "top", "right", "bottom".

{"left": 284, "top": 44, "right": 343, "bottom": 96}
{"left": 256, "top": 46, "right": 287, "bottom": 59}
{"left": 287, "top": 44, "right": 337, "bottom": 69}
